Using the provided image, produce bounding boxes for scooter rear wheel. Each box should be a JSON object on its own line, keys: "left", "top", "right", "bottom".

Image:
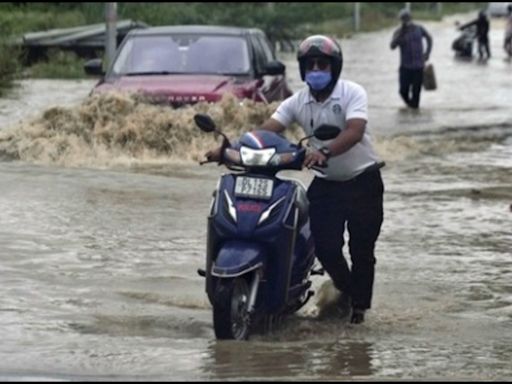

{"left": 213, "top": 277, "right": 251, "bottom": 340}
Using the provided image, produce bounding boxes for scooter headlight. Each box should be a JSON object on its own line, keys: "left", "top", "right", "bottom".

{"left": 240, "top": 146, "right": 276, "bottom": 167}
{"left": 269, "top": 152, "right": 297, "bottom": 166}
{"left": 224, "top": 148, "right": 241, "bottom": 164}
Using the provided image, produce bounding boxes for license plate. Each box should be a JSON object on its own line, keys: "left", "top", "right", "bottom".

{"left": 234, "top": 176, "right": 273, "bottom": 200}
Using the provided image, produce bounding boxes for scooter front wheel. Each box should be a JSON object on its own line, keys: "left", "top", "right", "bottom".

{"left": 213, "top": 277, "right": 251, "bottom": 340}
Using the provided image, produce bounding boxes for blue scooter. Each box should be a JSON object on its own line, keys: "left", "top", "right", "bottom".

{"left": 195, "top": 113, "right": 339, "bottom": 340}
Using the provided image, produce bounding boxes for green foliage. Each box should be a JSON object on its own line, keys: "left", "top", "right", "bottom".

{"left": 0, "top": 9, "right": 85, "bottom": 36}
{"left": 25, "top": 49, "right": 87, "bottom": 79}
{"left": 0, "top": 2, "right": 487, "bottom": 38}
{"left": 0, "top": 2, "right": 487, "bottom": 92}
{"left": 307, "top": 2, "right": 487, "bottom": 36}
{"left": 0, "top": 39, "right": 21, "bottom": 95}
{"left": 59, "top": 3, "right": 356, "bottom": 40}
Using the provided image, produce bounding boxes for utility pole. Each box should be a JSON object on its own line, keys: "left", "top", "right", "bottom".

{"left": 105, "top": 3, "right": 117, "bottom": 70}
{"left": 436, "top": 2, "right": 442, "bottom": 18}
{"left": 405, "top": 2, "right": 411, "bottom": 12}
{"left": 354, "top": 2, "right": 361, "bottom": 32}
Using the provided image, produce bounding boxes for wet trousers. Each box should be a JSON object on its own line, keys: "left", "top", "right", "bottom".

{"left": 399, "top": 67, "right": 424, "bottom": 109}
{"left": 307, "top": 169, "right": 384, "bottom": 310}
{"left": 477, "top": 36, "right": 491, "bottom": 59}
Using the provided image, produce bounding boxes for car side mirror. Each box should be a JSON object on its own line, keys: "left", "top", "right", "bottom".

{"left": 263, "top": 60, "right": 285, "bottom": 76}
{"left": 194, "top": 114, "right": 217, "bottom": 133}
{"left": 84, "top": 58, "right": 105, "bottom": 76}
{"left": 314, "top": 124, "right": 341, "bottom": 140}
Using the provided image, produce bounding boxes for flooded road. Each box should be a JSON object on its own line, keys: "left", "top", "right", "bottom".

{"left": 0, "top": 15, "right": 511, "bottom": 381}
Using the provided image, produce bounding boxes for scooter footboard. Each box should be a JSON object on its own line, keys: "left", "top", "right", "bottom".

{"left": 212, "top": 240, "right": 267, "bottom": 278}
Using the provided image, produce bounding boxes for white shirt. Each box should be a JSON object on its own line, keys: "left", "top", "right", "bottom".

{"left": 271, "top": 79, "right": 381, "bottom": 181}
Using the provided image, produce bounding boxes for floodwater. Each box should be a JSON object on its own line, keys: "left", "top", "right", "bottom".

{"left": 0, "top": 15, "right": 511, "bottom": 381}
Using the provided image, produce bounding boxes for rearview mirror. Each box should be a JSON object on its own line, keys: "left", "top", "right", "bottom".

{"left": 194, "top": 114, "right": 217, "bottom": 133}
{"left": 314, "top": 124, "right": 341, "bottom": 141}
{"left": 263, "top": 60, "right": 286, "bottom": 76}
{"left": 83, "top": 58, "right": 105, "bottom": 76}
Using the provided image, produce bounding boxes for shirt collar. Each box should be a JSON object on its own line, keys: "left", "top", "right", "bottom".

{"left": 304, "top": 79, "right": 342, "bottom": 105}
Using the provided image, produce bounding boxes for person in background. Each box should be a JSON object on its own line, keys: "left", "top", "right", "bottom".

{"left": 459, "top": 10, "right": 491, "bottom": 60}
{"left": 504, "top": 5, "right": 512, "bottom": 59}
{"left": 205, "top": 35, "right": 385, "bottom": 324}
{"left": 390, "top": 9, "right": 433, "bottom": 109}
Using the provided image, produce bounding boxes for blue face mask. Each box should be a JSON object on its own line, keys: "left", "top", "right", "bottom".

{"left": 305, "top": 71, "right": 332, "bottom": 91}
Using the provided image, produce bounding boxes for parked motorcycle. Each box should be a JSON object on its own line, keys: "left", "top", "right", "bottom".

{"left": 452, "top": 22, "right": 476, "bottom": 59}
{"left": 195, "top": 113, "right": 339, "bottom": 340}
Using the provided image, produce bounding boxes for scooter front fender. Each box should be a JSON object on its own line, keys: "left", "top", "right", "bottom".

{"left": 212, "top": 240, "right": 266, "bottom": 278}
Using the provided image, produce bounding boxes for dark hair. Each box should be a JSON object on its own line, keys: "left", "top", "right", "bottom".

{"left": 399, "top": 9, "right": 411, "bottom": 21}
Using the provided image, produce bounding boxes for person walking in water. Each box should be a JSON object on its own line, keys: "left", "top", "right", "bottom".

{"left": 504, "top": 5, "right": 512, "bottom": 59}
{"left": 206, "top": 35, "right": 385, "bottom": 324}
{"left": 459, "top": 10, "right": 491, "bottom": 60}
{"left": 390, "top": 9, "right": 433, "bottom": 109}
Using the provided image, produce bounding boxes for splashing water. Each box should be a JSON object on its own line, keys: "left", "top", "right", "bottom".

{"left": 0, "top": 91, "right": 300, "bottom": 168}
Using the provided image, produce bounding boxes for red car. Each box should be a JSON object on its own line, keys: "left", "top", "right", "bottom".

{"left": 84, "top": 25, "right": 292, "bottom": 107}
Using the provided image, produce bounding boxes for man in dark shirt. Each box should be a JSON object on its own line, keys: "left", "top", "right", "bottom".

{"left": 459, "top": 11, "right": 491, "bottom": 60}
{"left": 390, "top": 9, "right": 433, "bottom": 109}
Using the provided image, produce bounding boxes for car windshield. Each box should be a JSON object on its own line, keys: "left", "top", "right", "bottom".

{"left": 112, "top": 34, "right": 251, "bottom": 76}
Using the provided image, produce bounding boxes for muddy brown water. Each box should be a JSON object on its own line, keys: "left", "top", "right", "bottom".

{"left": 0, "top": 15, "right": 511, "bottom": 381}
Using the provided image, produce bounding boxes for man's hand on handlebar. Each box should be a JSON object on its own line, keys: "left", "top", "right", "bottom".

{"left": 304, "top": 149, "right": 328, "bottom": 169}
{"left": 201, "top": 146, "right": 223, "bottom": 165}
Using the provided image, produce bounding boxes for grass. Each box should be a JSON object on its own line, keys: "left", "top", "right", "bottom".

{"left": 24, "top": 49, "right": 90, "bottom": 79}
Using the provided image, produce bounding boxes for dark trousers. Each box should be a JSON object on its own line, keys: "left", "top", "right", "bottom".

{"left": 477, "top": 36, "right": 491, "bottom": 59}
{"left": 307, "top": 170, "right": 384, "bottom": 310}
{"left": 399, "top": 67, "right": 424, "bottom": 109}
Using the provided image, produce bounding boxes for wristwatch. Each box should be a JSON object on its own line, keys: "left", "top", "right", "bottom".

{"left": 319, "top": 146, "right": 331, "bottom": 160}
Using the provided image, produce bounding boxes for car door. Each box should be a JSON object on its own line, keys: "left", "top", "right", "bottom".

{"left": 250, "top": 32, "right": 291, "bottom": 103}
